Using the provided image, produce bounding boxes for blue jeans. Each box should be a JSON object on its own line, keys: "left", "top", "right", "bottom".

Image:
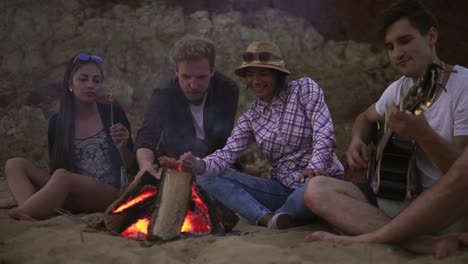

{"left": 196, "top": 169, "right": 315, "bottom": 224}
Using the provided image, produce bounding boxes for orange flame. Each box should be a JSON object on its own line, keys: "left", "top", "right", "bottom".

{"left": 181, "top": 185, "right": 211, "bottom": 234}
{"left": 113, "top": 186, "right": 157, "bottom": 213}
{"left": 121, "top": 218, "right": 150, "bottom": 239}
{"left": 119, "top": 185, "right": 212, "bottom": 239}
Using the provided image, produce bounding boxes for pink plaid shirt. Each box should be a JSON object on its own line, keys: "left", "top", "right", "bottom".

{"left": 202, "top": 77, "right": 344, "bottom": 188}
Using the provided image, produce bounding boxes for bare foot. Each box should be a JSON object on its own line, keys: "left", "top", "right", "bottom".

{"left": 0, "top": 210, "right": 13, "bottom": 219}
{"left": 0, "top": 209, "right": 36, "bottom": 221}
{"left": 434, "top": 236, "right": 460, "bottom": 259}
{"left": 432, "top": 232, "right": 468, "bottom": 259}
{"left": 304, "top": 231, "right": 355, "bottom": 245}
{"left": 0, "top": 198, "right": 17, "bottom": 209}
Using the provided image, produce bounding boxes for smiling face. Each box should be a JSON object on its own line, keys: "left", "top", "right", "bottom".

{"left": 384, "top": 17, "right": 437, "bottom": 79}
{"left": 176, "top": 58, "right": 213, "bottom": 105}
{"left": 68, "top": 63, "right": 104, "bottom": 103}
{"left": 244, "top": 67, "right": 279, "bottom": 103}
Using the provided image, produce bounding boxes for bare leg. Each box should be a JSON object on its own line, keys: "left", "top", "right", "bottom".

{"left": 4, "top": 158, "right": 50, "bottom": 205}
{"left": 304, "top": 150, "right": 468, "bottom": 254}
{"left": 345, "top": 149, "right": 468, "bottom": 244}
{"left": 9, "top": 169, "right": 119, "bottom": 219}
{"left": 304, "top": 176, "right": 390, "bottom": 235}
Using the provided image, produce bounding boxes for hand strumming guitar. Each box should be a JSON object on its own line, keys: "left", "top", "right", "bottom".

{"left": 387, "top": 104, "right": 432, "bottom": 141}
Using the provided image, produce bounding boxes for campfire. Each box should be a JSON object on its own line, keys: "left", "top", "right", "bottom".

{"left": 102, "top": 157, "right": 238, "bottom": 242}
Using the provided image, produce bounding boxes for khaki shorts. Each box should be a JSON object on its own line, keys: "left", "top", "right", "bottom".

{"left": 378, "top": 198, "right": 468, "bottom": 233}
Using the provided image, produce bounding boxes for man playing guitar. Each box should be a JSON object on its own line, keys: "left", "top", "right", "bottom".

{"left": 303, "top": 0, "right": 468, "bottom": 258}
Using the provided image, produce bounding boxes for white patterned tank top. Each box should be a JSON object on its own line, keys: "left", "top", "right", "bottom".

{"left": 70, "top": 129, "right": 118, "bottom": 187}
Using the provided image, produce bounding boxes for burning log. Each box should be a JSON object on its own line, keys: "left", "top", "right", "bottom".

{"left": 102, "top": 157, "right": 239, "bottom": 242}
{"left": 148, "top": 164, "right": 192, "bottom": 241}
{"left": 103, "top": 172, "right": 158, "bottom": 235}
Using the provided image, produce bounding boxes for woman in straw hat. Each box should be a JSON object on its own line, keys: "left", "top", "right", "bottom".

{"left": 180, "top": 41, "right": 343, "bottom": 229}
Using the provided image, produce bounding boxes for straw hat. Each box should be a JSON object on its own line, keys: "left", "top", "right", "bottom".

{"left": 234, "top": 41, "right": 291, "bottom": 77}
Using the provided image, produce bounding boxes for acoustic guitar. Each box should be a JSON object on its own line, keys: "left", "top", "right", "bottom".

{"left": 367, "top": 63, "right": 446, "bottom": 201}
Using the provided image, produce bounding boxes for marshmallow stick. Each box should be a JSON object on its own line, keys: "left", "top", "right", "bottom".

{"left": 109, "top": 88, "right": 114, "bottom": 126}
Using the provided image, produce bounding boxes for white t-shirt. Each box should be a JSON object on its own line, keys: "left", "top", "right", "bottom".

{"left": 375, "top": 65, "right": 468, "bottom": 188}
{"left": 189, "top": 93, "right": 208, "bottom": 140}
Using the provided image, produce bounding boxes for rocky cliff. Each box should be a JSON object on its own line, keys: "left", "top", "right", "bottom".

{"left": 3, "top": 0, "right": 457, "bottom": 177}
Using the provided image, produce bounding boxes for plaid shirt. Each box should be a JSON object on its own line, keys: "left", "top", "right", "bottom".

{"left": 202, "top": 77, "right": 344, "bottom": 188}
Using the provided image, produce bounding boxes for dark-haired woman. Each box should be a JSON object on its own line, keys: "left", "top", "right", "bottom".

{"left": 2, "top": 54, "right": 135, "bottom": 219}
{"left": 180, "top": 41, "right": 344, "bottom": 229}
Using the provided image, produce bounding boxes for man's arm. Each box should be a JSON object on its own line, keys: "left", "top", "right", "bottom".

{"left": 136, "top": 148, "right": 156, "bottom": 172}
{"left": 386, "top": 104, "right": 468, "bottom": 174}
{"left": 346, "top": 103, "right": 382, "bottom": 170}
{"left": 415, "top": 132, "right": 468, "bottom": 173}
{"left": 416, "top": 133, "right": 468, "bottom": 174}
{"left": 351, "top": 104, "right": 381, "bottom": 145}
{"left": 134, "top": 88, "right": 170, "bottom": 178}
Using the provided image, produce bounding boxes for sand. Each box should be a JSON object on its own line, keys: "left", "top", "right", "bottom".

{"left": 0, "top": 179, "right": 467, "bottom": 264}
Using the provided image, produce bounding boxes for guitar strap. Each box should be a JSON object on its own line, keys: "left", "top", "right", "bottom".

{"left": 405, "top": 63, "right": 446, "bottom": 199}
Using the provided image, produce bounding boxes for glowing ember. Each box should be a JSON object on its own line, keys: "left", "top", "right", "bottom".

{"left": 121, "top": 218, "right": 150, "bottom": 239}
{"left": 113, "top": 185, "right": 157, "bottom": 213}
{"left": 181, "top": 185, "right": 211, "bottom": 234}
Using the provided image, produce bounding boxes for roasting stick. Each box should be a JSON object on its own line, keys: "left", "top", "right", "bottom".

{"left": 109, "top": 88, "right": 114, "bottom": 126}
{"left": 108, "top": 89, "right": 128, "bottom": 190}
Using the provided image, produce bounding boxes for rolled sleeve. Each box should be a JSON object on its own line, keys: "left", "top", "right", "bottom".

{"left": 300, "top": 78, "right": 343, "bottom": 177}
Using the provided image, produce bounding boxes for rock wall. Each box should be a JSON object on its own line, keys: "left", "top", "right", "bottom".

{"left": 0, "top": 0, "right": 401, "bottom": 176}
{"left": 165, "top": 0, "right": 468, "bottom": 67}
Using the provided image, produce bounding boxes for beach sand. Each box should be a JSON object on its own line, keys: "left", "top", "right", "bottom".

{"left": 0, "top": 179, "right": 467, "bottom": 264}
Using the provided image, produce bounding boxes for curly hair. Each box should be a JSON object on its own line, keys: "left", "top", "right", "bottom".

{"left": 170, "top": 34, "right": 216, "bottom": 69}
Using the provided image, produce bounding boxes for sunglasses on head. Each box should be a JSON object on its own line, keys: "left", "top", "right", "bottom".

{"left": 72, "top": 53, "right": 103, "bottom": 65}
{"left": 241, "top": 51, "right": 281, "bottom": 63}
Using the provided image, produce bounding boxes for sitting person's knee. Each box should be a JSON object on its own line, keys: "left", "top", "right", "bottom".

{"left": 307, "top": 176, "right": 334, "bottom": 193}
{"left": 304, "top": 176, "right": 334, "bottom": 210}
{"left": 5, "top": 157, "right": 28, "bottom": 175}
{"left": 49, "top": 169, "right": 73, "bottom": 186}
{"left": 196, "top": 175, "right": 215, "bottom": 188}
